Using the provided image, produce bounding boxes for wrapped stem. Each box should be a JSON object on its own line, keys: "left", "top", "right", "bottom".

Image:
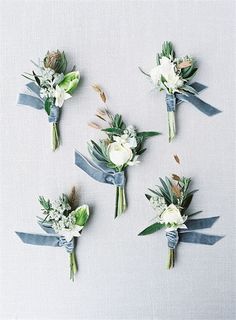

{"left": 51, "top": 123, "right": 60, "bottom": 151}
{"left": 167, "top": 248, "right": 175, "bottom": 269}
{"left": 167, "top": 111, "right": 176, "bottom": 142}
{"left": 115, "top": 185, "right": 127, "bottom": 218}
{"left": 69, "top": 251, "right": 78, "bottom": 281}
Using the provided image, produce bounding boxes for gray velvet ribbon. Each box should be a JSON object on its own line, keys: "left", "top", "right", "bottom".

{"left": 74, "top": 150, "right": 125, "bottom": 187}
{"left": 17, "top": 81, "right": 60, "bottom": 123}
{"left": 166, "top": 216, "right": 223, "bottom": 249}
{"left": 15, "top": 222, "right": 74, "bottom": 253}
{"left": 165, "top": 82, "right": 221, "bottom": 116}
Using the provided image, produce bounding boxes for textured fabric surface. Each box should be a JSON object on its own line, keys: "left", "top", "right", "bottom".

{"left": 0, "top": 0, "right": 235, "bottom": 319}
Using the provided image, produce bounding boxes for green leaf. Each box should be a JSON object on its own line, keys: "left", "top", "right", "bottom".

{"left": 32, "top": 71, "right": 40, "bottom": 86}
{"left": 186, "top": 210, "right": 203, "bottom": 217}
{"left": 44, "top": 98, "right": 52, "bottom": 115}
{"left": 181, "top": 194, "right": 193, "bottom": 212}
{"left": 136, "top": 148, "right": 147, "bottom": 156}
{"left": 138, "top": 222, "right": 164, "bottom": 236}
{"left": 38, "top": 196, "right": 52, "bottom": 212}
{"left": 102, "top": 127, "right": 123, "bottom": 135}
{"left": 148, "top": 188, "right": 163, "bottom": 197}
{"left": 145, "top": 194, "right": 151, "bottom": 200}
{"left": 137, "top": 131, "right": 160, "bottom": 139}
{"left": 112, "top": 114, "right": 125, "bottom": 129}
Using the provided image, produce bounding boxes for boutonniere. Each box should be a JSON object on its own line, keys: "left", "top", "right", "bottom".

{"left": 140, "top": 41, "right": 221, "bottom": 142}
{"left": 17, "top": 50, "right": 80, "bottom": 151}
{"left": 139, "top": 156, "right": 224, "bottom": 268}
{"left": 15, "top": 187, "right": 89, "bottom": 281}
{"left": 75, "top": 85, "right": 160, "bottom": 218}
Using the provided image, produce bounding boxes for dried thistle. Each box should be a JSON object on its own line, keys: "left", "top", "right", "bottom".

{"left": 173, "top": 154, "right": 180, "bottom": 164}
{"left": 177, "top": 61, "right": 192, "bottom": 69}
{"left": 172, "top": 174, "right": 180, "bottom": 181}
{"left": 92, "top": 84, "right": 106, "bottom": 103}
{"left": 96, "top": 108, "right": 107, "bottom": 117}
{"left": 44, "top": 50, "right": 67, "bottom": 73}
{"left": 172, "top": 184, "right": 181, "bottom": 197}
{"left": 88, "top": 122, "right": 102, "bottom": 129}
{"left": 69, "top": 186, "right": 76, "bottom": 208}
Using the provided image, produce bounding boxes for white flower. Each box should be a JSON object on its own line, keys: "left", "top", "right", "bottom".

{"left": 108, "top": 142, "right": 132, "bottom": 166}
{"left": 160, "top": 204, "right": 187, "bottom": 231}
{"left": 41, "top": 67, "right": 55, "bottom": 82}
{"left": 54, "top": 85, "right": 71, "bottom": 108}
{"left": 150, "top": 56, "right": 183, "bottom": 93}
{"left": 124, "top": 125, "right": 136, "bottom": 136}
{"left": 113, "top": 131, "right": 137, "bottom": 149}
{"left": 59, "top": 225, "right": 83, "bottom": 242}
{"left": 150, "top": 196, "right": 167, "bottom": 213}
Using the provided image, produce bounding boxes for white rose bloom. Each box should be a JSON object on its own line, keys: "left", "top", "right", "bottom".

{"left": 160, "top": 203, "right": 187, "bottom": 231}
{"left": 54, "top": 85, "right": 71, "bottom": 108}
{"left": 108, "top": 142, "right": 132, "bottom": 166}
{"left": 150, "top": 56, "right": 183, "bottom": 93}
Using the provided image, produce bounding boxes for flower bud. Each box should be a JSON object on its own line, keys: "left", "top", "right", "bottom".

{"left": 74, "top": 205, "right": 89, "bottom": 226}
{"left": 58, "top": 71, "right": 80, "bottom": 94}
{"left": 44, "top": 50, "right": 67, "bottom": 73}
{"left": 108, "top": 142, "right": 132, "bottom": 167}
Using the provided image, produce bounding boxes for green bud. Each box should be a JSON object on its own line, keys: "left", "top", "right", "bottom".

{"left": 44, "top": 50, "right": 67, "bottom": 74}
{"left": 58, "top": 71, "right": 80, "bottom": 94}
{"left": 74, "top": 205, "right": 89, "bottom": 226}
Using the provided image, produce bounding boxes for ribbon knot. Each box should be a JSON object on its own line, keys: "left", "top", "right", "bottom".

{"left": 166, "top": 94, "right": 176, "bottom": 112}
{"left": 104, "top": 172, "right": 125, "bottom": 186}
{"left": 48, "top": 105, "right": 60, "bottom": 123}
{"left": 164, "top": 82, "right": 221, "bottom": 116}
{"left": 75, "top": 150, "right": 125, "bottom": 187}
{"left": 58, "top": 237, "right": 74, "bottom": 253}
{"left": 166, "top": 230, "right": 179, "bottom": 249}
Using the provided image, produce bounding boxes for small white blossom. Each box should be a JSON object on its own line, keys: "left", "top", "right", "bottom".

{"left": 54, "top": 85, "right": 71, "bottom": 108}
{"left": 150, "top": 196, "right": 167, "bottom": 213}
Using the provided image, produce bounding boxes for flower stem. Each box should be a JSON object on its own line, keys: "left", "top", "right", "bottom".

{"left": 167, "top": 249, "right": 175, "bottom": 269}
{"left": 115, "top": 186, "right": 127, "bottom": 218}
{"left": 168, "top": 111, "right": 176, "bottom": 143}
{"left": 51, "top": 123, "right": 60, "bottom": 151}
{"left": 69, "top": 251, "right": 78, "bottom": 281}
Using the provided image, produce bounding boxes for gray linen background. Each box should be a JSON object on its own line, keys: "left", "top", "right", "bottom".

{"left": 0, "top": 0, "right": 235, "bottom": 319}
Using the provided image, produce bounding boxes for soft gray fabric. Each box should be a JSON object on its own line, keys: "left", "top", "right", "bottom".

{"left": 0, "top": 0, "right": 235, "bottom": 319}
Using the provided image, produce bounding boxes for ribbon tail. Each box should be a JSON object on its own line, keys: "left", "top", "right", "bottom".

{"left": 15, "top": 231, "right": 61, "bottom": 247}
{"left": 74, "top": 150, "right": 109, "bottom": 184}
{"left": 175, "top": 82, "right": 206, "bottom": 105}
{"left": 179, "top": 231, "right": 224, "bottom": 245}
{"left": 184, "top": 216, "right": 220, "bottom": 230}
{"left": 190, "top": 82, "right": 207, "bottom": 93}
{"left": 177, "top": 93, "right": 221, "bottom": 116}
{"left": 17, "top": 93, "right": 44, "bottom": 110}
{"left": 26, "top": 82, "right": 42, "bottom": 97}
